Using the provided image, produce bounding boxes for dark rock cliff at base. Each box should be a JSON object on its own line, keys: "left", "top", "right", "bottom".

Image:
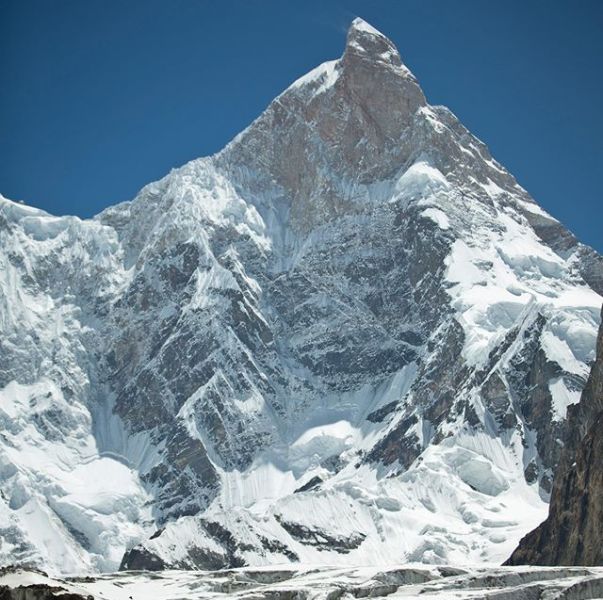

{"left": 0, "top": 586, "right": 91, "bottom": 600}
{"left": 507, "top": 307, "right": 603, "bottom": 566}
{"left": 0, "top": 568, "right": 92, "bottom": 600}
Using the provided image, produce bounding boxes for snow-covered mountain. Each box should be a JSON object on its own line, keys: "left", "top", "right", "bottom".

{"left": 0, "top": 18, "right": 601, "bottom": 574}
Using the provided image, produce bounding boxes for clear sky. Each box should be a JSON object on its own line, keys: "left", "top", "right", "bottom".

{"left": 1, "top": 0, "right": 602, "bottom": 252}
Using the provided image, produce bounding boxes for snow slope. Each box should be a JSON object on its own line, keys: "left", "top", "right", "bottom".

{"left": 0, "top": 18, "right": 601, "bottom": 574}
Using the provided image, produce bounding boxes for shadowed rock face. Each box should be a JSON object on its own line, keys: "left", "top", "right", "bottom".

{"left": 507, "top": 307, "right": 603, "bottom": 566}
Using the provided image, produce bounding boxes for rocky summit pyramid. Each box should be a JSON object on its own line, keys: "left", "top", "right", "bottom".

{"left": 0, "top": 18, "right": 601, "bottom": 574}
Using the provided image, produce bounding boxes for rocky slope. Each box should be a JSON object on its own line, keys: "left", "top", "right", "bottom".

{"left": 507, "top": 307, "right": 603, "bottom": 566}
{"left": 0, "top": 18, "right": 602, "bottom": 573}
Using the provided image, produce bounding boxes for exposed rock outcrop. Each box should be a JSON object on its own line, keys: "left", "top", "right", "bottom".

{"left": 507, "top": 306, "right": 603, "bottom": 565}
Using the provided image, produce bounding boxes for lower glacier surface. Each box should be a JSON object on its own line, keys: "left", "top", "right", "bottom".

{"left": 2, "top": 565, "right": 603, "bottom": 599}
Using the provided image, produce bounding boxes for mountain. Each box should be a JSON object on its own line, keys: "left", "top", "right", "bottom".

{"left": 0, "top": 18, "right": 601, "bottom": 574}
{"left": 506, "top": 306, "right": 603, "bottom": 566}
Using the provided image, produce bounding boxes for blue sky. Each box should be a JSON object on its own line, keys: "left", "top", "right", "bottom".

{"left": 1, "top": 0, "right": 601, "bottom": 252}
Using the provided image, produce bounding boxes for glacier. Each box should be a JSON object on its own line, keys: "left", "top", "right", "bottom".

{"left": 0, "top": 18, "right": 601, "bottom": 574}
{"left": 3, "top": 564, "right": 603, "bottom": 599}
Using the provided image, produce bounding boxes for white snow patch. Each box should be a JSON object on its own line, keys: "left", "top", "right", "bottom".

{"left": 549, "top": 377, "right": 581, "bottom": 421}
{"left": 289, "top": 60, "right": 339, "bottom": 97}
{"left": 393, "top": 162, "right": 451, "bottom": 205}
{"left": 421, "top": 208, "right": 450, "bottom": 230}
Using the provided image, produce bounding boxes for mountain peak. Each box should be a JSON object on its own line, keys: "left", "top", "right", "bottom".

{"left": 348, "top": 17, "right": 384, "bottom": 37}
{"left": 344, "top": 17, "right": 403, "bottom": 69}
{"left": 219, "top": 16, "right": 427, "bottom": 226}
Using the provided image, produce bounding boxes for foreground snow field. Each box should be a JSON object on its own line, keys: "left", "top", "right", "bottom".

{"left": 2, "top": 565, "right": 603, "bottom": 599}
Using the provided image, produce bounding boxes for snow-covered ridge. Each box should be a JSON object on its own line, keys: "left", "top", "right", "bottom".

{"left": 0, "top": 18, "right": 601, "bottom": 574}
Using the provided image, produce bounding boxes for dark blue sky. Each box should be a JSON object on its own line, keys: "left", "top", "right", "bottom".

{"left": 1, "top": 0, "right": 602, "bottom": 251}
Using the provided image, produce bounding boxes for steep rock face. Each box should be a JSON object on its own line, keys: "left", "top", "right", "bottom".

{"left": 507, "top": 308, "right": 603, "bottom": 566}
{"left": 0, "top": 18, "right": 601, "bottom": 573}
